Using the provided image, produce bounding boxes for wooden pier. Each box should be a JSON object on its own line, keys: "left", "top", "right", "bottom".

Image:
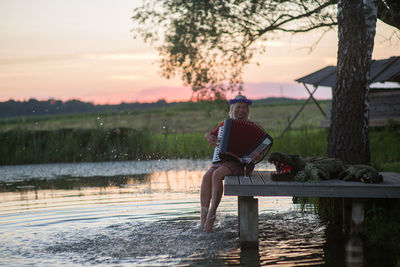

{"left": 224, "top": 171, "right": 400, "bottom": 247}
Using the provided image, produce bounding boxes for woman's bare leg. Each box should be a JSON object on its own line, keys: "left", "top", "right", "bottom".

{"left": 204, "top": 165, "right": 232, "bottom": 232}
{"left": 200, "top": 167, "right": 215, "bottom": 226}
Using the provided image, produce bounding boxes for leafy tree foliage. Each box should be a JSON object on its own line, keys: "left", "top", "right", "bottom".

{"left": 132, "top": 0, "right": 399, "bottom": 100}
{"left": 132, "top": 0, "right": 337, "bottom": 99}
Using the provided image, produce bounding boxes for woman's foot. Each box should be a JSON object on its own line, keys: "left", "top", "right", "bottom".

{"left": 200, "top": 206, "right": 209, "bottom": 228}
{"left": 203, "top": 211, "right": 216, "bottom": 233}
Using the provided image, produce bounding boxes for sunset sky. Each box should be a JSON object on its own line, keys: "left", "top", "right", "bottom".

{"left": 1, "top": 0, "right": 399, "bottom": 104}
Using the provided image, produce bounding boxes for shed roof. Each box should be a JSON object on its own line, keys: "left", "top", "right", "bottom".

{"left": 296, "top": 56, "right": 400, "bottom": 87}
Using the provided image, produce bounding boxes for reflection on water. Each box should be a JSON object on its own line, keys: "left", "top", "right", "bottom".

{"left": 258, "top": 213, "right": 326, "bottom": 266}
{"left": 0, "top": 159, "right": 213, "bottom": 182}
{"left": 219, "top": 212, "right": 326, "bottom": 267}
{"left": 0, "top": 160, "right": 382, "bottom": 266}
{"left": 346, "top": 236, "right": 364, "bottom": 267}
{"left": 0, "top": 170, "right": 203, "bottom": 201}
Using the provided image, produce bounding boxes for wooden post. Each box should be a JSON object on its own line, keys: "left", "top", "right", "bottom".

{"left": 303, "top": 83, "right": 327, "bottom": 118}
{"left": 238, "top": 196, "right": 259, "bottom": 248}
{"left": 279, "top": 84, "right": 319, "bottom": 137}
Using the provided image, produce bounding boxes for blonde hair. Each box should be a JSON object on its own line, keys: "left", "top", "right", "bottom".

{"left": 229, "top": 102, "right": 250, "bottom": 120}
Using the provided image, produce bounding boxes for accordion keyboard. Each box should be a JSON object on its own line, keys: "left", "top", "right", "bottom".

{"left": 212, "top": 126, "right": 224, "bottom": 163}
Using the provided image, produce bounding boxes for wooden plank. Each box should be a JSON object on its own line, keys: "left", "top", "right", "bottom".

{"left": 226, "top": 180, "right": 400, "bottom": 198}
{"left": 225, "top": 176, "right": 239, "bottom": 185}
{"left": 259, "top": 172, "right": 276, "bottom": 185}
{"left": 382, "top": 172, "right": 400, "bottom": 181}
{"left": 370, "top": 90, "right": 400, "bottom": 118}
{"left": 252, "top": 171, "right": 265, "bottom": 181}
{"left": 251, "top": 174, "right": 265, "bottom": 185}
{"left": 251, "top": 171, "right": 264, "bottom": 177}
{"left": 320, "top": 179, "right": 338, "bottom": 185}
{"left": 257, "top": 171, "right": 400, "bottom": 187}
{"left": 225, "top": 171, "right": 400, "bottom": 198}
{"left": 225, "top": 183, "right": 400, "bottom": 198}
{"left": 239, "top": 176, "right": 253, "bottom": 185}
{"left": 225, "top": 184, "right": 259, "bottom": 196}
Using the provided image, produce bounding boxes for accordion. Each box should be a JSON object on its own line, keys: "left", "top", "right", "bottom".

{"left": 212, "top": 118, "right": 273, "bottom": 165}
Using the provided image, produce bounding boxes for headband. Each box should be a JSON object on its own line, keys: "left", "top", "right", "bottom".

{"left": 228, "top": 95, "right": 252, "bottom": 105}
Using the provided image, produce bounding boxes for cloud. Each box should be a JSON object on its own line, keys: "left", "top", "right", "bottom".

{"left": 0, "top": 54, "right": 80, "bottom": 65}
{"left": 131, "top": 82, "right": 332, "bottom": 103}
{"left": 133, "top": 85, "right": 192, "bottom": 102}
{"left": 241, "top": 82, "right": 332, "bottom": 100}
{"left": 0, "top": 50, "right": 157, "bottom": 65}
{"left": 86, "top": 52, "right": 157, "bottom": 61}
{"left": 108, "top": 75, "right": 141, "bottom": 80}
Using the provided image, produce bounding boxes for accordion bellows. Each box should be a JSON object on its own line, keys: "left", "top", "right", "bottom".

{"left": 212, "top": 118, "right": 273, "bottom": 165}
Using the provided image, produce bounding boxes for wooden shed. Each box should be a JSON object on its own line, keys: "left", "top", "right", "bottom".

{"left": 293, "top": 56, "right": 400, "bottom": 129}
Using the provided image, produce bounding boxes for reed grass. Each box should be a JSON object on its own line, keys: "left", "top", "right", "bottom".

{"left": 0, "top": 127, "right": 214, "bottom": 165}
{"left": 1, "top": 123, "right": 399, "bottom": 172}
{"left": 0, "top": 128, "right": 150, "bottom": 164}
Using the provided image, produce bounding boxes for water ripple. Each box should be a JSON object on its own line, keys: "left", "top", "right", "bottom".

{"left": 0, "top": 159, "right": 274, "bottom": 182}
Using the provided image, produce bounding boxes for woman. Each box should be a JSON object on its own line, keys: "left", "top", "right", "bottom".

{"left": 200, "top": 94, "right": 254, "bottom": 232}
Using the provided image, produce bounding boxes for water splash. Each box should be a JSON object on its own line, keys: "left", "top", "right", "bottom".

{"left": 46, "top": 215, "right": 239, "bottom": 266}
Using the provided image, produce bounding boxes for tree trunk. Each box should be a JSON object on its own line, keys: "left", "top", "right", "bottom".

{"left": 328, "top": 0, "right": 377, "bottom": 165}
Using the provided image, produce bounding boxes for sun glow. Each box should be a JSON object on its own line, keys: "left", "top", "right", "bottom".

{"left": 0, "top": 1, "right": 398, "bottom": 104}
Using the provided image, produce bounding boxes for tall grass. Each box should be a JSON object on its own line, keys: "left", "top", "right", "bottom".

{"left": 0, "top": 128, "right": 150, "bottom": 164}
{"left": 0, "top": 126, "right": 328, "bottom": 165}
{"left": 0, "top": 127, "right": 214, "bottom": 165}
{"left": 370, "top": 122, "right": 400, "bottom": 172}
{"left": 270, "top": 127, "right": 328, "bottom": 157}
{"left": 1, "top": 124, "right": 399, "bottom": 171}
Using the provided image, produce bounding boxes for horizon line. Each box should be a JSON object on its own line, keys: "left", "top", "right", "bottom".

{"left": 0, "top": 95, "right": 333, "bottom": 105}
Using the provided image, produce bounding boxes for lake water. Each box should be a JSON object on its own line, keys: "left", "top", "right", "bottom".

{"left": 0, "top": 159, "right": 370, "bottom": 266}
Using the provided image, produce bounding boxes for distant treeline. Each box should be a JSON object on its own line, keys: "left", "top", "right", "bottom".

{"left": 0, "top": 97, "right": 301, "bottom": 118}
{"left": 0, "top": 98, "right": 174, "bottom": 118}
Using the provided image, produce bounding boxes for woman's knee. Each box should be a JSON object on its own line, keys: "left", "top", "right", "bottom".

{"left": 202, "top": 168, "right": 215, "bottom": 181}
{"left": 212, "top": 166, "right": 231, "bottom": 181}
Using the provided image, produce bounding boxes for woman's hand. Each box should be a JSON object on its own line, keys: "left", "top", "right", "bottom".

{"left": 205, "top": 132, "right": 218, "bottom": 147}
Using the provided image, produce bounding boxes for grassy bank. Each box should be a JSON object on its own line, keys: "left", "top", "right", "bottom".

{"left": 1, "top": 99, "right": 398, "bottom": 170}
{"left": 0, "top": 100, "right": 330, "bottom": 165}
{"left": 0, "top": 127, "right": 214, "bottom": 164}
{"left": 1, "top": 124, "right": 399, "bottom": 172}
{"left": 0, "top": 100, "right": 329, "bottom": 134}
